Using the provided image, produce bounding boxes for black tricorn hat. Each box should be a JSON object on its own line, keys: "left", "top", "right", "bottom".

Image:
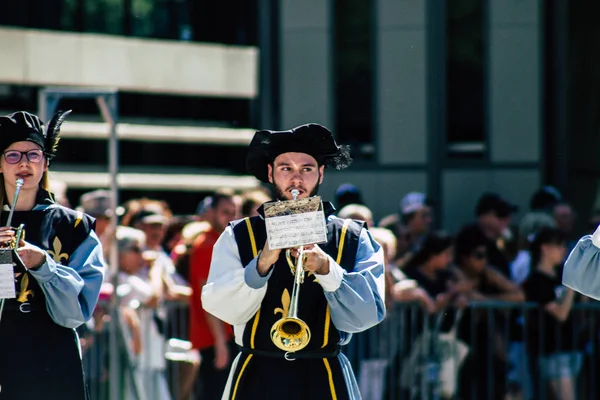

{"left": 0, "top": 110, "right": 72, "bottom": 162}
{"left": 246, "top": 123, "right": 352, "bottom": 183}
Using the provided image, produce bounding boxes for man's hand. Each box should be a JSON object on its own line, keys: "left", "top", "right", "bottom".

{"left": 257, "top": 241, "right": 281, "bottom": 276}
{"left": 291, "top": 244, "right": 330, "bottom": 275}
{"left": 16, "top": 240, "right": 46, "bottom": 270}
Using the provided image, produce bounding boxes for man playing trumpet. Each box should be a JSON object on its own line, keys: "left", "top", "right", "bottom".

{"left": 202, "top": 124, "right": 385, "bottom": 399}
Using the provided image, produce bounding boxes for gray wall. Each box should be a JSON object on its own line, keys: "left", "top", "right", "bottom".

{"left": 442, "top": 169, "right": 540, "bottom": 233}
{"left": 488, "top": 0, "right": 541, "bottom": 163}
{"left": 320, "top": 170, "right": 428, "bottom": 223}
{"left": 375, "top": 0, "right": 428, "bottom": 165}
{"left": 279, "top": 0, "right": 333, "bottom": 129}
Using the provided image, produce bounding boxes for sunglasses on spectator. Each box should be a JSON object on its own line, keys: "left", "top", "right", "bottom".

{"left": 3, "top": 149, "right": 44, "bottom": 164}
{"left": 471, "top": 250, "right": 487, "bottom": 260}
{"left": 126, "top": 245, "right": 143, "bottom": 254}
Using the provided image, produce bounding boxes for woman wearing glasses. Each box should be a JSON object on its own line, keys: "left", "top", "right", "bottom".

{"left": 0, "top": 111, "right": 105, "bottom": 399}
{"left": 452, "top": 224, "right": 525, "bottom": 400}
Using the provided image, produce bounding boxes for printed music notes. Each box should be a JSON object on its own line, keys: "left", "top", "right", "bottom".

{"left": 264, "top": 196, "right": 328, "bottom": 250}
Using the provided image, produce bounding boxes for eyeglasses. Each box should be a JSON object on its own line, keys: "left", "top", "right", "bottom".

{"left": 126, "top": 246, "right": 143, "bottom": 254}
{"left": 3, "top": 149, "right": 44, "bottom": 164}
{"left": 472, "top": 250, "right": 487, "bottom": 260}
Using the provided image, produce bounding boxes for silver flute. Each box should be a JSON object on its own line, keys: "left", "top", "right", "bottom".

{"left": 0, "top": 178, "right": 26, "bottom": 323}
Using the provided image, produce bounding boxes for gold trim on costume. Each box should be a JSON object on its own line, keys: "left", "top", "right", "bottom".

{"left": 336, "top": 220, "right": 351, "bottom": 265}
{"left": 322, "top": 219, "right": 351, "bottom": 349}
{"left": 231, "top": 354, "right": 253, "bottom": 400}
{"left": 322, "top": 358, "right": 338, "bottom": 400}
{"left": 245, "top": 217, "right": 261, "bottom": 349}
{"left": 322, "top": 306, "right": 331, "bottom": 348}
{"left": 244, "top": 218, "right": 258, "bottom": 258}
{"left": 74, "top": 211, "right": 83, "bottom": 228}
{"left": 230, "top": 218, "right": 261, "bottom": 399}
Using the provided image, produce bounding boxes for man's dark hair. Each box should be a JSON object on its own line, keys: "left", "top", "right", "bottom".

{"left": 454, "top": 224, "right": 489, "bottom": 263}
{"left": 529, "top": 227, "right": 567, "bottom": 268}
{"left": 403, "top": 231, "right": 454, "bottom": 272}
{"left": 211, "top": 188, "right": 236, "bottom": 209}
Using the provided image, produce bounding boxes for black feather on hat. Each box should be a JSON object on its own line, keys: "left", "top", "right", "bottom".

{"left": 0, "top": 110, "right": 71, "bottom": 162}
{"left": 44, "top": 110, "right": 71, "bottom": 161}
{"left": 246, "top": 123, "right": 353, "bottom": 183}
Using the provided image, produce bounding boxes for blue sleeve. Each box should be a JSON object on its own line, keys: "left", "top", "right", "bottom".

{"left": 244, "top": 256, "right": 274, "bottom": 289}
{"left": 28, "top": 230, "right": 105, "bottom": 328}
{"left": 562, "top": 232, "right": 600, "bottom": 300}
{"left": 314, "top": 228, "right": 386, "bottom": 333}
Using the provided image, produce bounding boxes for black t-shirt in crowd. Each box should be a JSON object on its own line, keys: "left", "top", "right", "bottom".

{"left": 486, "top": 240, "right": 511, "bottom": 278}
{"left": 404, "top": 267, "right": 457, "bottom": 333}
{"left": 522, "top": 269, "right": 578, "bottom": 355}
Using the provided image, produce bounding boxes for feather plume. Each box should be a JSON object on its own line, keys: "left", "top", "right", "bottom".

{"left": 44, "top": 109, "right": 72, "bottom": 161}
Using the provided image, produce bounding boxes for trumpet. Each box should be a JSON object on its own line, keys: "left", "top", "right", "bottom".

{"left": 270, "top": 189, "right": 312, "bottom": 352}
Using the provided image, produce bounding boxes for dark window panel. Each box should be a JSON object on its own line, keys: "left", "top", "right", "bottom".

{"left": 0, "top": 0, "right": 258, "bottom": 45}
{"left": 445, "top": 0, "right": 485, "bottom": 153}
{"left": 334, "top": 0, "right": 374, "bottom": 157}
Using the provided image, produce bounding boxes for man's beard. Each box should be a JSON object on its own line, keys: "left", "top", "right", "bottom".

{"left": 272, "top": 174, "right": 320, "bottom": 200}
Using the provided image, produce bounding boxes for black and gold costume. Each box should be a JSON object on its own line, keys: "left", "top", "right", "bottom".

{"left": 0, "top": 194, "right": 105, "bottom": 399}
{"left": 202, "top": 123, "right": 386, "bottom": 400}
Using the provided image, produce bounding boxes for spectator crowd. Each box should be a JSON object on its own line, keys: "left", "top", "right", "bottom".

{"left": 66, "top": 180, "right": 600, "bottom": 400}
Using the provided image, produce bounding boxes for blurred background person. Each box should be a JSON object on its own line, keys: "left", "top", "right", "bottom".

{"left": 337, "top": 202, "right": 374, "bottom": 228}
{"left": 399, "top": 191, "right": 434, "bottom": 254}
{"left": 189, "top": 189, "right": 240, "bottom": 400}
{"left": 116, "top": 225, "right": 173, "bottom": 400}
{"left": 240, "top": 187, "right": 271, "bottom": 218}
{"left": 471, "top": 192, "right": 519, "bottom": 279}
{"left": 335, "top": 182, "right": 364, "bottom": 210}
{"left": 453, "top": 224, "right": 524, "bottom": 400}
{"left": 523, "top": 227, "right": 582, "bottom": 400}
{"left": 122, "top": 199, "right": 194, "bottom": 398}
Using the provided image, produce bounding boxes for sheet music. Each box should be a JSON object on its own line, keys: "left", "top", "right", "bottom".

{"left": 266, "top": 210, "right": 328, "bottom": 250}
{"left": 264, "top": 196, "right": 328, "bottom": 250}
{"left": 0, "top": 263, "right": 16, "bottom": 299}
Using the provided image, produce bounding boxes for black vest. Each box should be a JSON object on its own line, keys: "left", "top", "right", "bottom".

{"left": 231, "top": 203, "right": 363, "bottom": 353}
{"left": 2, "top": 203, "right": 95, "bottom": 313}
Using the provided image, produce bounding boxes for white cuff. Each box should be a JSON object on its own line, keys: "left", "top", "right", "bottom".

{"left": 592, "top": 225, "right": 600, "bottom": 248}
{"left": 314, "top": 255, "right": 344, "bottom": 292}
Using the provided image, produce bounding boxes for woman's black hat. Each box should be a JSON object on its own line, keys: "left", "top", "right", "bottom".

{"left": 246, "top": 123, "right": 352, "bottom": 183}
{"left": 0, "top": 110, "right": 72, "bottom": 162}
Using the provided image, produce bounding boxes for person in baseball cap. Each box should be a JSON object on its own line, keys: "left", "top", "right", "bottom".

{"left": 400, "top": 192, "right": 434, "bottom": 252}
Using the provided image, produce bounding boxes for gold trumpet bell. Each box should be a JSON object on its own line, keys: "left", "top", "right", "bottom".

{"left": 270, "top": 245, "right": 312, "bottom": 352}
{"left": 270, "top": 317, "right": 311, "bottom": 352}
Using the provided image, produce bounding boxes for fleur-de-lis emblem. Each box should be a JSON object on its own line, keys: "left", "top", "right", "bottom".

{"left": 274, "top": 289, "right": 290, "bottom": 319}
{"left": 17, "top": 273, "right": 34, "bottom": 303}
{"left": 47, "top": 237, "right": 69, "bottom": 263}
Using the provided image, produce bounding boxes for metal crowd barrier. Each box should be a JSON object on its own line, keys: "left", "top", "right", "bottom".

{"left": 346, "top": 301, "right": 600, "bottom": 400}
{"left": 79, "top": 300, "right": 197, "bottom": 400}
{"left": 79, "top": 300, "right": 600, "bottom": 400}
